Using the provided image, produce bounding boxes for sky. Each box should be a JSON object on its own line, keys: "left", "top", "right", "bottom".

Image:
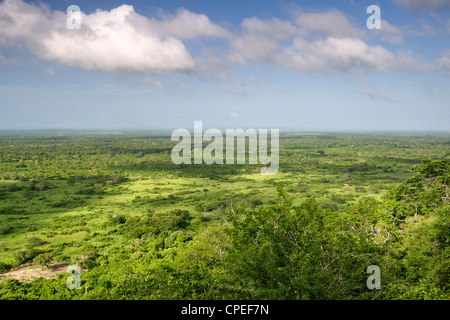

{"left": 0, "top": 0, "right": 450, "bottom": 131}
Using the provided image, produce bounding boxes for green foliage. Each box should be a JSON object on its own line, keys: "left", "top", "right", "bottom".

{"left": 35, "top": 253, "right": 53, "bottom": 269}
{"left": 217, "top": 184, "right": 386, "bottom": 299}
{"left": 73, "top": 251, "right": 99, "bottom": 269}
{"left": 383, "top": 158, "right": 449, "bottom": 219}
{"left": 380, "top": 159, "right": 450, "bottom": 299}
{"left": 25, "top": 237, "right": 49, "bottom": 249}
{"left": 117, "top": 210, "right": 192, "bottom": 239}
{"left": 14, "top": 249, "right": 40, "bottom": 265}
{"left": 0, "top": 132, "right": 449, "bottom": 300}
{"left": 0, "top": 226, "right": 11, "bottom": 235}
{"left": 0, "top": 262, "right": 11, "bottom": 273}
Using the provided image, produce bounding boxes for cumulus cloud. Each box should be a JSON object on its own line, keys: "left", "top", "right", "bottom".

{"left": 373, "top": 20, "right": 404, "bottom": 44}
{"left": 395, "top": 0, "right": 450, "bottom": 11}
{"left": 274, "top": 37, "right": 398, "bottom": 73}
{"left": 0, "top": 0, "right": 214, "bottom": 73}
{"left": 228, "top": 9, "right": 367, "bottom": 65}
{"left": 293, "top": 9, "right": 367, "bottom": 39}
{"left": 225, "top": 9, "right": 427, "bottom": 74}
{"left": 0, "top": 0, "right": 434, "bottom": 76}
{"left": 145, "top": 8, "right": 232, "bottom": 40}
{"left": 227, "top": 17, "right": 294, "bottom": 66}
{"left": 235, "top": 8, "right": 367, "bottom": 48}
{"left": 241, "top": 17, "right": 299, "bottom": 41}
{"left": 228, "top": 34, "right": 278, "bottom": 65}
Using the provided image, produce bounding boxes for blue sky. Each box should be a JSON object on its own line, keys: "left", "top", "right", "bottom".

{"left": 0, "top": 0, "right": 449, "bottom": 130}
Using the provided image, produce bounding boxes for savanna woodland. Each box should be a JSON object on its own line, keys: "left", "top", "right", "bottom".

{"left": 0, "top": 131, "right": 449, "bottom": 300}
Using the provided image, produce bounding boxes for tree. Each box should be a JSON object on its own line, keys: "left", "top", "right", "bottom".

{"left": 35, "top": 253, "right": 53, "bottom": 270}
{"left": 218, "top": 183, "right": 386, "bottom": 299}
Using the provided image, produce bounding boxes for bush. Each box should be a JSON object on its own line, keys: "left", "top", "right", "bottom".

{"left": 7, "top": 183, "right": 22, "bottom": 192}
{"left": 0, "top": 262, "right": 11, "bottom": 273}
{"left": 74, "top": 251, "right": 99, "bottom": 269}
{"left": 251, "top": 199, "right": 264, "bottom": 207}
{"left": 25, "top": 237, "right": 49, "bottom": 249}
{"left": 51, "top": 200, "right": 66, "bottom": 208}
{"left": 0, "top": 206, "right": 18, "bottom": 215}
{"left": 0, "top": 226, "right": 11, "bottom": 235}
{"left": 118, "top": 210, "right": 193, "bottom": 239}
{"left": 109, "top": 214, "right": 127, "bottom": 224}
{"left": 76, "top": 187, "right": 103, "bottom": 195}
{"left": 35, "top": 252, "right": 53, "bottom": 269}
{"left": 15, "top": 248, "right": 40, "bottom": 264}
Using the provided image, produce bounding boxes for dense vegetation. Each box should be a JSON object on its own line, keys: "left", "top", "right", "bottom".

{"left": 0, "top": 130, "right": 448, "bottom": 299}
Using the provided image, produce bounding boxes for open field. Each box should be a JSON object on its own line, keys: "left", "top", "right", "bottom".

{"left": 0, "top": 131, "right": 449, "bottom": 299}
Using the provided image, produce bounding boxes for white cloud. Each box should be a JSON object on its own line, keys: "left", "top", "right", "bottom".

{"left": 0, "top": 1, "right": 435, "bottom": 76}
{"left": 0, "top": 53, "right": 6, "bottom": 65}
{"left": 228, "top": 34, "right": 278, "bottom": 65}
{"left": 407, "top": 23, "right": 438, "bottom": 37}
{"left": 419, "top": 24, "right": 437, "bottom": 37}
{"left": 360, "top": 88, "right": 399, "bottom": 103}
{"left": 293, "top": 9, "right": 367, "bottom": 39}
{"left": 44, "top": 67, "right": 57, "bottom": 76}
{"left": 145, "top": 8, "right": 232, "bottom": 40}
{"left": 230, "top": 112, "right": 239, "bottom": 118}
{"left": 360, "top": 88, "right": 377, "bottom": 100}
{"left": 0, "top": 0, "right": 198, "bottom": 73}
{"left": 274, "top": 37, "right": 397, "bottom": 73}
{"left": 438, "top": 50, "right": 450, "bottom": 70}
{"left": 395, "top": 0, "right": 450, "bottom": 11}
{"left": 226, "top": 10, "right": 427, "bottom": 74}
{"left": 199, "top": 47, "right": 235, "bottom": 72}
{"left": 241, "top": 17, "right": 299, "bottom": 41}
{"left": 239, "top": 9, "right": 368, "bottom": 47}
{"left": 373, "top": 20, "right": 404, "bottom": 44}
{"left": 227, "top": 16, "right": 295, "bottom": 65}
{"left": 0, "top": 0, "right": 52, "bottom": 47}
{"left": 396, "top": 50, "right": 433, "bottom": 71}
{"left": 227, "top": 10, "right": 375, "bottom": 71}
{"left": 144, "top": 78, "right": 167, "bottom": 90}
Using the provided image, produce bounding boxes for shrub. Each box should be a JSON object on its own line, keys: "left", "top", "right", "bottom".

{"left": 35, "top": 252, "right": 53, "bottom": 269}
{"left": 251, "top": 199, "right": 264, "bottom": 207}
{"left": 51, "top": 200, "right": 66, "bottom": 207}
{"left": 0, "top": 226, "right": 11, "bottom": 235}
{"left": 0, "top": 261, "right": 11, "bottom": 273}
{"left": 15, "top": 248, "right": 40, "bottom": 264}
{"left": 109, "top": 214, "right": 127, "bottom": 224}
{"left": 8, "top": 183, "right": 22, "bottom": 192}
{"left": 74, "top": 251, "right": 99, "bottom": 269}
{"left": 25, "top": 237, "right": 49, "bottom": 249}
